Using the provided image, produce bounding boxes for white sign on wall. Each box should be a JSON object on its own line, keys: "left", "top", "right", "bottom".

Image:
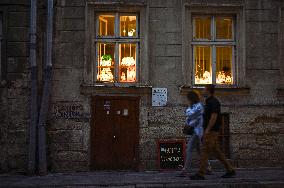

{"left": 152, "top": 88, "right": 167, "bottom": 107}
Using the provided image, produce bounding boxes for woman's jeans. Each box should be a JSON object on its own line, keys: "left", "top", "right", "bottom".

{"left": 184, "top": 134, "right": 211, "bottom": 172}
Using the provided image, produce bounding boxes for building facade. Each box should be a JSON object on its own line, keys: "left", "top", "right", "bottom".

{"left": 0, "top": 0, "right": 284, "bottom": 173}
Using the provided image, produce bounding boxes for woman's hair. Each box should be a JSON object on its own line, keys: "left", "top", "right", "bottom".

{"left": 186, "top": 90, "right": 201, "bottom": 105}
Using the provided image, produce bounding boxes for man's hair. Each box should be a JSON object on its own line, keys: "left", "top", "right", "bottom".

{"left": 205, "top": 84, "right": 215, "bottom": 95}
{"left": 186, "top": 90, "right": 200, "bottom": 104}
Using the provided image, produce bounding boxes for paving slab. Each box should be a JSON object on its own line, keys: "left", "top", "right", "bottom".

{"left": 0, "top": 168, "right": 283, "bottom": 188}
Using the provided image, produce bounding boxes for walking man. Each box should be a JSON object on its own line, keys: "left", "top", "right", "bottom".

{"left": 190, "top": 84, "right": 236, "bottom": 180}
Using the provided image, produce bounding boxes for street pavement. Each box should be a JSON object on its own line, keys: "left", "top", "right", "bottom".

{"left": 0, "top": 168, "right": 283, "bottom": 188}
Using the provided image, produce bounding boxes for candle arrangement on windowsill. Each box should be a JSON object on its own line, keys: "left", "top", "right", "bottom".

{"left": 97, "top": 55, "right": 114, "bottom": 82}
{"left": 195, "top": 71, "right": 232, "bottom": 85}
{"left": 216, "top": 71, "right": 232, "bottom": 84}
{"left": 120, "top": 57, "right": 136, "bottom": 82}
{"left": 97, "top": 55, "right": 136, "bottom": 83}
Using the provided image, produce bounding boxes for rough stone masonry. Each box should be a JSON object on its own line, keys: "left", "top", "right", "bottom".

{"left": 0, "top": 0, "right": 284, "bottom": 173}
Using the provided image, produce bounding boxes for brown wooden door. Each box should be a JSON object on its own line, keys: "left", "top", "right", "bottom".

{"left": 91, "top": 97, "right": 139, "bottom": 170}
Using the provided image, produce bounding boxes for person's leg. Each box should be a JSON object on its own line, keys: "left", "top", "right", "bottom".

{"left": 197, "top": 137, "right": 213, "bottom": 174}
{"left": 178, "top": 136, "right": 196, "bottom": 177}
{"left": 183, "top": 135, "right": 198, "bottom": 171}
{"left": 196, "top": 133, "right": 214, "bottom": 177}
{"left": 207, "top": 160, "right": 213, "bottom": 174}
{"left": 210, "top": 132, "right": 234, "bottom": 173}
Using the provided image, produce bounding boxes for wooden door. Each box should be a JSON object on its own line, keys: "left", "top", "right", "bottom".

{"left": 91, "top": 96, "right": 139, "bottom": 170}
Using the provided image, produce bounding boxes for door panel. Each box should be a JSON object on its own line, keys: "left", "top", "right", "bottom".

{"left": 92, "top": 99, "right": 114, "bottom": 169}
{"left": 113, "top": 99, "right": 138, "bottom": 169}
{"left": 91, "top": 97, "right": 139, "bottom": 170}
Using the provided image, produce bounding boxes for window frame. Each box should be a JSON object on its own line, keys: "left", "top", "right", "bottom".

{"left": 182, "top": 4, "right": 246, "bottom": 88}
{"left": 84, "top": 3, "right": 149, "bottom": 87}
{"left": 192, "top": 15, "right": 236, "bottom": 86}
{"left": 94, "top": 12, "right": 140, "bottom": 84}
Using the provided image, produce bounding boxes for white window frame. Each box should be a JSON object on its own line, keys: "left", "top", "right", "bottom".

{"left": 182, "top": 4, "right": 246, "bottom": 88}
{"left": 192, "top": 15, "right": 236, "bottom": 86}
{"left": 94, "top": 13, "right": 140, "bottom": 84}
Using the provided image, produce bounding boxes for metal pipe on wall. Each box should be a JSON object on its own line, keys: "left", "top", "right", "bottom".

{"left": 28, "top": 0, "right": 38, "bottom": 176}
{"left": 38, "top": 0, "right": 53, "bottom": 175}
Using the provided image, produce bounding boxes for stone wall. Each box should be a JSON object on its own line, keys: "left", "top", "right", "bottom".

{"left": 0, "top": 0, "right": 284, "bottom": 173}
{"left": 0, "top": 1, "right": 30, "bottom": 173}
{"left": 46, "top": 0, "right": 89, "bottom": 172}
{"left": 140, "top": 105, "right": 284, "bottom": 169}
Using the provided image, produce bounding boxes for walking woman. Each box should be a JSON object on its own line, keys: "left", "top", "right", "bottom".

{"left": 178, "top": 90, "right": 212, "bottom": 177}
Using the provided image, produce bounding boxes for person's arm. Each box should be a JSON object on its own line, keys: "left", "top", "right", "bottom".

{"left": 185, "top": 104, "right": 203, "bottom": 121}
{"left": 204, "top": 113, "right": 217, "bottom": 134}
{"left": 187, "top": 118, "right": 198, "bottom": 127}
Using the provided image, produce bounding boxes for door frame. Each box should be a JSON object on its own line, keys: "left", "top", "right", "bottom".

{"left": 90, "top": 95, "right": 140, "bottom": 170}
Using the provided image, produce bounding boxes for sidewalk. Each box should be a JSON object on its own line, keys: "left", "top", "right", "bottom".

{"left": 0, "top": 168, "right": 283, "bottom": 188}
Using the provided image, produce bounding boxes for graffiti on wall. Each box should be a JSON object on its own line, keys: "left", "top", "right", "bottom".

{"left": 50, "top": 102, "right": 90, "bottom": 119}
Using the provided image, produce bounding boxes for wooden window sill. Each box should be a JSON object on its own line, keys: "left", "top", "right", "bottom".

{"left": 179, "top": 85, "right": 250, "bottom": 96}
{"left": 80, "top": 84, "right": 152, "bottom": 96}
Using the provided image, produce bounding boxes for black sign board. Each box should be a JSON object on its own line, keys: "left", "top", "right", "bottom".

{"left": 157, "top": 139, "right": 185, "bottom": 170}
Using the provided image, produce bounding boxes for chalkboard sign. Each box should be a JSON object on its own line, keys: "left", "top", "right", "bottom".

{"left": 157, "top": 139, "right": 186, "bottom": 170}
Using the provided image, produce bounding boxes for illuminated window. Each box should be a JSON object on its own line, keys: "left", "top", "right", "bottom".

{"left": 216, "top": 17, "right": 233, "bottom": 40}
{"left": 216, "top": 46, "right": 233, "bottom": 84}
{"left": 193, "top": 16, "right": 235, "bottom": 85}
{"left": 97, "top": 43, "right": 115, "bottom": 82}
{"left": 193, "top": 17, "right": 211, "bottom": 40}
{"left": 194, "top": 46, "right": 212, "bottom": 84}
{"left": 120, "top": 16, "right": 137, "bottom": 37}
{"left": 98, "top": 15, "right": 115, "bottom": 37}
{"left": 119, "top": 44, "right": 137, "bottom": 82}
{"left": 96, "top": 14, "right": 138, "bottom": 83}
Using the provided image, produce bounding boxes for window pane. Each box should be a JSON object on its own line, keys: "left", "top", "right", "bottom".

{"left": 98, "top": 15, "right": 115, "bottom": 36}
{"left": 216, "top": 46, "right": 233, "bottom": 85}
{"left": 194, "top": 46, "right": 212, "bottom": 84}
{"left": 97, "top": 43, "right": 115, "bottom": 82}
{"left": 216, "top": 17, "right": 233, "bottom": 40}
{"left": 119, "top": 44, "right": 137, "bottom": 82}
{"left": 120, "top": 16, "right": 137, "bottom": 37}
{"left": 193, "top": 17, "right": 211, "bottom": 40}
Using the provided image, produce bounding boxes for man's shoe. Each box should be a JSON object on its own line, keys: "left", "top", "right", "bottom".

{"left": 221, "top": 170, "right": 236, "bottom": 178}
{"left": 190, "top": 173, "right": 205, "bottom": 180}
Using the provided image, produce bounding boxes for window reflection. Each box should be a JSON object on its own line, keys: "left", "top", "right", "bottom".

{"left": 98, "top": 15, "right": 115, "bottom": 36}
{"left": 194, "top": 46, "right": 212, "bottom": 84}
{"left": 119, "top": 44, "right": 137, "bottom": 82}
{"left": 193, "top": 17, "right": 211, "bottom": 40}
{"left": 120, "top": 16, "right": 137, "bottom": 37}
{"left": 97, "top": 43, "right": 115, "bottom": 82}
